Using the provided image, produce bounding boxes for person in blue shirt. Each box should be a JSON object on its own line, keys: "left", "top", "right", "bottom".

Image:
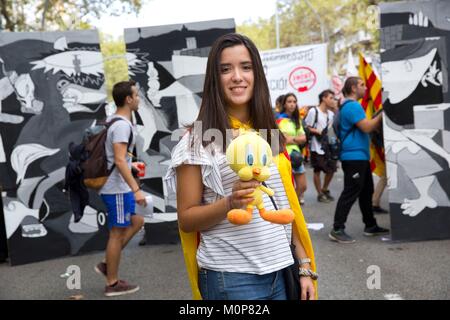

{"left": 329, "top": 77, "right": 389, "bottom": 244}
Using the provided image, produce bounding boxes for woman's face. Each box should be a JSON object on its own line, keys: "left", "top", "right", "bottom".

{"left": 219, "top": 44, "right": 254, "bottom": 110}
{"left": 285, "top": 95, "right": 297, "bottom": 114}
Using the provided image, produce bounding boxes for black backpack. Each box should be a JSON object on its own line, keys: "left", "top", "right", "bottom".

{"left": 81, "top": 118, "right": 133, "bottom": 190}
{"left": 304, "top": 107, "right": 319, "bottom": 145}
{"left": 306, "top": 107, "right": 335, "bottom": 157}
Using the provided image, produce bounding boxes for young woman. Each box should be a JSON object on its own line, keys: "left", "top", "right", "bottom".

{"left": 274, "top": 94, "right": 285, "bottom": 119}
{"left": 164, "top": 33, "right": 317, "bottom": 300}
{"left": 277, "top": 93, "right": 308, "bottom": 204}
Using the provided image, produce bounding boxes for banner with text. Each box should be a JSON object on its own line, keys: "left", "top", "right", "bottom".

{"left": 261, "top": 43, "right": 328, "bottom": 107}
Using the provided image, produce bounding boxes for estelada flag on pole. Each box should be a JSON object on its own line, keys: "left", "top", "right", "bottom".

{"left": 358, "top": 52, "right": 386, "bottom": 177}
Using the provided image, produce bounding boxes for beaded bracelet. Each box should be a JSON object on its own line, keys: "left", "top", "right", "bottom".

{"left": 298, "top": 268, "right": 319, "bottom": 280}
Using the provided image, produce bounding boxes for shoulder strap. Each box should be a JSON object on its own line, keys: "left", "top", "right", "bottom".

{"left": 339, "top": 99, "right": 351, "bottom": 110}
{"left": 106, "top": 117, "right": 133, "bottom": 149}
{"left": 105, "top": 117, "right": 123, "bottom": 127}
{"left": 339, "top": 101, "right": 356, "bottom": 143}
{"left": 313, "top": 107, "right": 319, "bottom": 128}
{"left": 341, "top": 125, "right": 355, "bottom": 143}
{"left": 106, "top": 117, "right": 134, "bottom": 173}
{"left": 312, "top": 106, "right": 330, "bottom": 130}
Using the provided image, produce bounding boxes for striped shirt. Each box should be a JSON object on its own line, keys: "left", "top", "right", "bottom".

{"left": 164, "top": 130, "right": 294, "bottom": 275}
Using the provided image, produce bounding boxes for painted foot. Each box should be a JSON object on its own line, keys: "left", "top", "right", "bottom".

{"left": 227, "top": 209, "right": 253, "bottom": 225}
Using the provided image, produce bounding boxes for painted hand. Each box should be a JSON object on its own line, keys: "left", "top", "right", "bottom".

{"left": 409, "top": 11, "right": 429, "bottom": 27}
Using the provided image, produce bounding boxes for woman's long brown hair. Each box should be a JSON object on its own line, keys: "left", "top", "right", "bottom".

{"left": 280, "top": 92, "right": 301, "bottom": 129}
{"left": 188, "top": 33, "right": 285, "bottom": 154}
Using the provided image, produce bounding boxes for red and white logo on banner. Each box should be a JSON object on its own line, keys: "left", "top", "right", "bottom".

{"left": 289, "top": 66, "right": 317, "bottom": 93}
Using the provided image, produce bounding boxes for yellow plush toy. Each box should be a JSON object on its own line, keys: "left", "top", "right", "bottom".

{"left": 226, "top": 131, "right": 295, "bottom": 225}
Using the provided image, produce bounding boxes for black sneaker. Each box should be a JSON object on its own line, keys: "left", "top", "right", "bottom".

{"left": 329, "top": 229, "right": 356, "bottom": 244}
{"left": 322, "top": 190, "right": 335, "bottom": 201}
{"left": 373, "top": 206, "right": 388, "bottom": 214}
{"left": 317, "top": 193, "right": 330, "bottom": 203}
{"left": 139, "top": 235, "right": 146, "bottom": 246}
{"left": 364, "top": 225, "right": 390, "bottom": 236}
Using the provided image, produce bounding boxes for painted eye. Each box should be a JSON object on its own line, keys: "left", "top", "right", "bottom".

{"left": 261, "top": 154, "right": 267, "bottom": 166}
{"left": 245, "top": 143, "right": 254, "bottom": 166}
{"left": 247, "top": 154, "right": 254, "bottom": 166}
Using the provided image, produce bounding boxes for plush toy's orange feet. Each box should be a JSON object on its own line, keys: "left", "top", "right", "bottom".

{"left": 227, "top": 208, "right": 253, "bottom": 225}
{"left": 259, "top": 208, "right": 294, "bottom": 224}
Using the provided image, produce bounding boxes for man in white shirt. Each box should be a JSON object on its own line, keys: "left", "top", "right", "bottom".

{"left": 305, "top": 89, "right": 338, "bottom": 203}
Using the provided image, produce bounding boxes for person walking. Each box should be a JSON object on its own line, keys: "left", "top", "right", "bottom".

{"left": 329, "top": 77, "right": 389, "bottom": 244}
{"left": 305, "top": 89, "right": 338, "bottom": 203}
{"left": 96, "top": 80, "right": 146, "bottom": 296}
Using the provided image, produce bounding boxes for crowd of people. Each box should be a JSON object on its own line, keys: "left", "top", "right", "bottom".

{"left": 273, "top": 80, "right": 389, "bottom": 244}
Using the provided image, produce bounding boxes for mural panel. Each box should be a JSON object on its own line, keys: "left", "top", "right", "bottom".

{"left": 0, "top": 31, "right": 110, "bottom": 265}
{"left": 380, "top": 0, "right": 450, "bottom": 241}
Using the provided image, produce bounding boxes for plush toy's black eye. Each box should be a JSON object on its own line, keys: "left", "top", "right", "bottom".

{"left": 262, "top": 154, "right": 267, "bottom": 166}
{"left": 245, "top": 144, "right": 254, "bottom": 166}
{"left": 247, "top": 154, "right": 254, "bottom": 166}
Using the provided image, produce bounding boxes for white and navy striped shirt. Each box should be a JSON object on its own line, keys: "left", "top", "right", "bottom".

{"left": 164, "top": 131, "right": 294, "bottom": 275}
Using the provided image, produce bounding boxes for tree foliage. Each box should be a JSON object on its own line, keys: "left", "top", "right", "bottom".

{"left": 99, "top": 33, "right": 130, "bottom": 101}
{"left": 237, "top": 0, "right": 399, "bottom": 74}
{"left": 0, "top": 1, "right": 143, "bottom": 101}
{"left": 0, "top": 0, "right": 144, "bottom": 31}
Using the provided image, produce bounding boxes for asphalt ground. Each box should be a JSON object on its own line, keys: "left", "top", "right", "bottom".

{"left": 1, "top": 164, "right": 449, "bottom": 300}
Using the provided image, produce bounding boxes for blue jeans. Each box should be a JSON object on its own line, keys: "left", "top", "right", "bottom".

{"left": 198, "top": 268, "right": 287, "bottom": 300}
{"left": 293, "top": 163, "right": 305, "bottom": 174}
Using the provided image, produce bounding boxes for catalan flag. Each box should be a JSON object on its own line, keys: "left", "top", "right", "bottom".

{"left": 358, "top": 52, "right": 385, "bottom": 177}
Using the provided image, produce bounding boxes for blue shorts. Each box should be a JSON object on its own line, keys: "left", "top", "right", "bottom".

{"left": 101, "top": 192, "right": 136, "bottom": 229}
{"left": 292, "top": 164, "right": 305, "bottom": 174}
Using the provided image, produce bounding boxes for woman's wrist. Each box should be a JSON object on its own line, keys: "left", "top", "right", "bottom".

{"left": 225, "top": 195, "right": 233, "bottom": 211}
{"left": 298, "top": 267, "right": 318, "bottom": 280}
{"left": 300, "top": 262, "right": 311, "bottom": 268}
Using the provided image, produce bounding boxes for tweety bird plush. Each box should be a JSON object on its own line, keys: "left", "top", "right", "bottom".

{"left": 226, "top": 131, "right": 295, "bottom": 225}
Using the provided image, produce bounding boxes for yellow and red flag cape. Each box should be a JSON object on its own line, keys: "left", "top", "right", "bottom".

{"left": 178, "top": 116, "right": 318, "bottom": 299}
{"left": 359, "top": 52, "right": 386, "bottom": 177}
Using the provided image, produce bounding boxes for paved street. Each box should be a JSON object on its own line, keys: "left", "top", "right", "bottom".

{"left": 1, "top": 165, "right": 449, "bottom": 300}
